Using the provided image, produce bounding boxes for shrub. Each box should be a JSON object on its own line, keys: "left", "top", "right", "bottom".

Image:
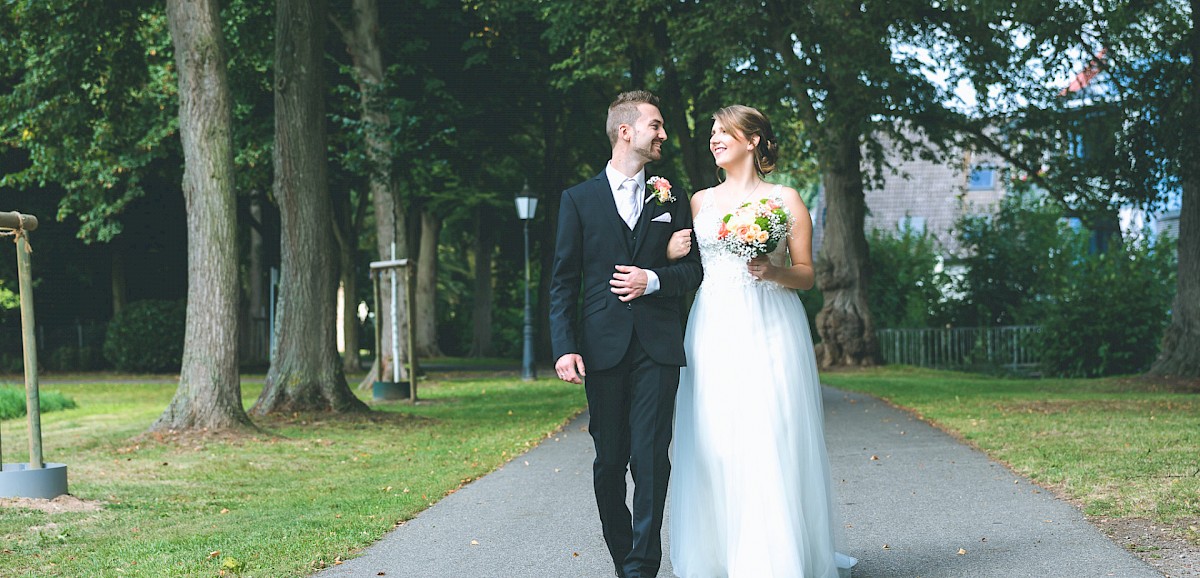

{"left": 1038, "top": 235, "right": 1176, "bottom": 377}
{"left": 799, "top": 286, "right": 823, "bottom": 344}
{"left": 0, "top": 387, "right": 77, "bottom": 420}
{"left": 103, "top": 299, "right": 186, "bottom": 372}
{"left": 867, "top": 224, "right": 949, "bottom": 328}
{"left": 948, "top": 192, "right": 1074, "bottom": 326}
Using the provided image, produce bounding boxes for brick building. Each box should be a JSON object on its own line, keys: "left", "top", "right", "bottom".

{"left": 809, "top": 133, "right": 1007, "bottom": 260}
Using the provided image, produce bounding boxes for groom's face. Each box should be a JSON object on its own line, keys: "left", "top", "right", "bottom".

{"left": 628, "top": 103, "right": 666, "bottom": 162}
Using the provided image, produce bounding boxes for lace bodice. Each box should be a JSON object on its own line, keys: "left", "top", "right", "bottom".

{"left": 694, "top": 184, "right": 791, "bottom": 289}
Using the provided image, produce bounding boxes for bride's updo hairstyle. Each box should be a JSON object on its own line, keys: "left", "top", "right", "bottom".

{"left": 713, "top": 105, "right": 779, "bottom": 176}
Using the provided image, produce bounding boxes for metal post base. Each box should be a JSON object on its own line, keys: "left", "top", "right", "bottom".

{"left": 0, "top": 463, "right": 68, "bottom": 499}
{"left": 372, "top": 381, "right": 412, "bottom": 401}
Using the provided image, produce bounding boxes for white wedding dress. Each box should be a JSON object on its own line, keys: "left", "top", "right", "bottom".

{"left": 670, "top": 186, "right": 855, "bottom": 578}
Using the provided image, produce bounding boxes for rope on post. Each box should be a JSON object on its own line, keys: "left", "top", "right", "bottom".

{"left": 0, "top": 211, "right": 37, "bottom": 253}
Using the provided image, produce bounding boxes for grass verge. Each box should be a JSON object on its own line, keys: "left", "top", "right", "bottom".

{"left": 822, "top": 366, "right": 1200, "bottom": 540}
{"left": 0, "top": 371, "right": 587, "bottom": 577}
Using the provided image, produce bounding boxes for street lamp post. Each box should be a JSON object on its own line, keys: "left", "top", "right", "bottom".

{"left": 514, "top": 182, "right": 538, "bottom": 381}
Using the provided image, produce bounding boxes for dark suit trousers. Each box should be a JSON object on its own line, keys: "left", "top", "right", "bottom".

{"left": 584, "top": 331, "right": 680, "bottom": 578}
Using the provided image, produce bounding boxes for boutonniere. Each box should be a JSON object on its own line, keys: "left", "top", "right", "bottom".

{"left": 645, "top": 176, "right": 676, "bottom": 205}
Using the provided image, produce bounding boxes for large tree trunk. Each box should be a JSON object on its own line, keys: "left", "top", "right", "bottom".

{"left": 335, "top": 0, "right": 409, "bottom": 387}
{"left": 415, "top": 209, "right": 443, "bottom": 357}
{"left": 1150, "top": 2, "right": 1200, "bottom": 379}
{"left": 469, "top": 208, "right": 494, "bottom": 357}
{"left": 814, "top": 128, "right": 879, "bottom": 367}
{"left": 253, "top": 0, "right": 366, "bottom": 415}
{"left": 152, "top": 0, "right": 253, "bottom": 431}
{"left": 1150, "top": 172, "right": 1200, "bottom": 377}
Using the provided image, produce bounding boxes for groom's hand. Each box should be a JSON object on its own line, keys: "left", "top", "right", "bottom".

{"left": 555, "top": 354, "right": 586, "bottom": 384}
{"left": 611, "top": 265, "right": 648, "bottom": 302}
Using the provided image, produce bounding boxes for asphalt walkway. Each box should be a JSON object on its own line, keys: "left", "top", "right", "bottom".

{"left": 318, "top": 386, "right": 1160, "bottom": 578}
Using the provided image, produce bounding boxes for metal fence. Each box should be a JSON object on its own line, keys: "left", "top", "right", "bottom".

{"left": 876, "top": 325, "right": 1042, "bottom": 370}
{"left": 1, "top": 317, "right": 272, "bottom": 371}
{"left": 0, "top": 320, "right": 108, "bottom": 372}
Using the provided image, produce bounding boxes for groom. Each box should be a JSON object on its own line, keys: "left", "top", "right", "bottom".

{"left": 549, "top": 90, "right": 702, "bottom": 578}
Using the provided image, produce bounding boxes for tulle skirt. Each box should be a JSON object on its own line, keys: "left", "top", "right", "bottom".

{"left": 670, "top": 277, "right": 855, "bottom": 578}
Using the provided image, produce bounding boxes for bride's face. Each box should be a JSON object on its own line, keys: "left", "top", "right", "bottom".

{"left": 710, "top": 119, "right": 755, "bottom": 169}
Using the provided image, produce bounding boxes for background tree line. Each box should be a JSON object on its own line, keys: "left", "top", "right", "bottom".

{"left": 1, "top": 0, "right": 1196, "bottom": 431}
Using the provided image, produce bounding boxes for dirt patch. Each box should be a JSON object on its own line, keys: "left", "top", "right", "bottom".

{"left": 1092, "top": 516, "right": 1200, "bottom": 577}
{"left": 0, "top": 494, "right": 104, "bottom": 514}
{"left": 1000, "top": 398, "right": 1196, "bottom": 415}
{"left": 1112, "top": 375, "right": 1200, "bottom": 394}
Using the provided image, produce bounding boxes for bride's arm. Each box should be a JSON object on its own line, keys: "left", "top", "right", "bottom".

{"left": 666, "top": 189, "right": 706, "bottom": 261}
{"left": 752, "top": 187, "right": 815, "bottom": 290}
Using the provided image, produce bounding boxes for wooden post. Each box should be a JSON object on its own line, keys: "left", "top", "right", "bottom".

{"left": 368, "top": 258, "right": 418, "bottom": 403}
{"left": 2, "top": 212, "right": 42, "bottom": 469}
{"left": 405, "top": 263, "right": 417, "bottom": 403}
{"left": 372, "top": 269, "right": 385, "bottom": 380}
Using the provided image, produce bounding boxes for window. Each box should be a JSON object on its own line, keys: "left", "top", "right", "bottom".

{"left": 968, "top": 167, "right": 995, "bottom": 190}
{"left": 901, "top": 215, "right": 926, "bottom": 234}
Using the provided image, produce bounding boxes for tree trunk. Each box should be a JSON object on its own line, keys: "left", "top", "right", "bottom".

{"left": 1150, "top": 1, "right": 1200, "bottom": 378}
{"left": 1150, "top": 174, "right": 1200, "bottom": 377}
{"left": 335, "top": 0, "right": 409, "bottom": 387}
{"left": 813, "top": 128, "right": 879, "bottom": 367}
{"left": 111, "top": 247, "right": 126, "bottom": 317}
{"left": 253, "top": 0, "right": 366, "bottom": 415}
{"left": 245, "top": 195, "right": 268, "bottom": 365}
{"left": 415, "top": 209, "right": 443, "bottom": 357}
{"left": 340, "top": 270, "right": 360, "bottom": 374}
{"left": 653, "top": 18, "right": 718, "bottom": 192}
{"left": 152, "top": 0, "right": 254, "bottom": 431}
{"left": 537, "top": 99, "right": 570, "bottom": 362}
{"left": 469, "top": 208, "right": 495, "bottom": 357}
{"left": 333, "top": 192, "right": 361, "bottom": 375}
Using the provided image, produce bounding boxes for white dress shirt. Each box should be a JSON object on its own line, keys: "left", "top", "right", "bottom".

{"left": 605, "top": 163, "right": 660, "bottom": 295}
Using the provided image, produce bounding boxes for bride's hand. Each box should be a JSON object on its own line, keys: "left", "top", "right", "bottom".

{"left": 666, "top": 228, "right": 693, "bottom": 261}
{"left": 748, "top": 256, "right": 772, "bottom": 280}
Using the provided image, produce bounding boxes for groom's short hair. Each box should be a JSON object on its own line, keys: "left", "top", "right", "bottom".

{"left": 606, "top": 90, "right": 661, "bottom": 146}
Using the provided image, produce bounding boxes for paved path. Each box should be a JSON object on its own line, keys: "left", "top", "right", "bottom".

{"left": 318, "top": 386, "right": 1160, "bottom": 578}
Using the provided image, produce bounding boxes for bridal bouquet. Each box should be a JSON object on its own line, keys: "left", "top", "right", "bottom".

{"left": 717, "top": 198, "right": 793, "bottom": 260}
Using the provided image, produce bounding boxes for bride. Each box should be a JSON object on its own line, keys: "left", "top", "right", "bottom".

{"left": 666, "top": 105, "right": 855, "bottom": 577}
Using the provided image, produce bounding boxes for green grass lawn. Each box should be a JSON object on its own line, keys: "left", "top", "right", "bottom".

{"left": 822, "top": 366, "right": 1200, "bottom": 532}
{"left": 0, "top": 372, "right": 587, "bottom": 577}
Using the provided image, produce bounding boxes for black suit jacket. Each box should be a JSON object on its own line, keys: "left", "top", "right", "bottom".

{"left": 549, "top": 171, "right": 703, "bottom": 372}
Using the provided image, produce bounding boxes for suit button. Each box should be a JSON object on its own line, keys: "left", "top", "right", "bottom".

{"left": 626, "top": 303, "right": 632, "bottom": 310}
